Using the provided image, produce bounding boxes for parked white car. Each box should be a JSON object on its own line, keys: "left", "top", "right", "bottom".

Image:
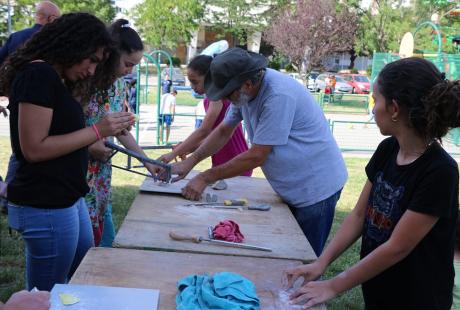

{"left": 287, "top": 72, "right": 305, "bottom": 86}
{"left": 314, "top": 73, "right": 353, "bottom": 93}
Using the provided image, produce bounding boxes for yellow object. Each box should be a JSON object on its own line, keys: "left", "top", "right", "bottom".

{"left": 59, "top": 293, "right": 80, "bottom": 305}
{"left": 224, "top": 199, "right": 248, "bottom": 206}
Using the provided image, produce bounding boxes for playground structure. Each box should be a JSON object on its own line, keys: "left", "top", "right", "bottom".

{"left": 119, "top": 37, "right": 459, "bottom": 165}
{"left": 371, "top": 18, "right": 460, "bottom": 147}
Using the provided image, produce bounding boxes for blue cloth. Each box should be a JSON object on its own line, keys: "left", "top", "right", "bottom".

{"left": 176, "top": 272, "right": 260, "bottom": 310}
{"left": 7, "top": 197, "right": 94, "bottom": 291}
{"left": 290, "top": 189, "right": 342, "bottom": 256}
{"left": 100, "top": 203, "right": 115, "bottom": 247}
{"left": 0, "top": 24, "right": 42, "bottom": 64}
{"left": 224, "top": 68, "right": 348, "bottom": 208}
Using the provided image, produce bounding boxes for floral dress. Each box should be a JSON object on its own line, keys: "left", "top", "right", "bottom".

{"left": 84, "top": 81, "right": 123, "bottom": 246}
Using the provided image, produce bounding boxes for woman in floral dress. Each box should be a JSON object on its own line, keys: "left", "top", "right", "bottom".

{"left": 84, "top": 19, "right": 156, "bottom": 246}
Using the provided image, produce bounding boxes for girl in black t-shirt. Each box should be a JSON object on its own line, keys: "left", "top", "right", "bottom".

{"left": 0, "top": 13, "right": 135, "bottom": 291}
{"left": 284, "top": 57, "right": 460, "bottom": 309}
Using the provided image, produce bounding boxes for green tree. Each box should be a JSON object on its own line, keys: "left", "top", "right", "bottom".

{"left": 53, "top": 0, "right": 116, "bottom": 23}
{"left": 133, "top": 0, "right": 204, "bottom": 49}
{"left": 204, "top": 0, "right": 288, "bottom": 45}
{"left": 1, "top": 0, "right": 115, "bottom": 41}
{"left": 354, "top": 0, "right": 413, "bottom": 55}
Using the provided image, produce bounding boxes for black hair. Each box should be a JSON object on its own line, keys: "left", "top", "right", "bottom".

{"left": 80, "top": 19, "right": 144, "bottom": 103}
{"left": 109, "top": 19, "right": 143, "bottom": 54}
{"left": 188, "top": 55, "right": 212, "bottom": 76}
{"left": 0, "top": 13, "right": 112, "bottom": 96}
{"left": 171, "top": 89, "right": 178, "bottom": 94}
{"left": 378, "top": 57, "right": 460, "bottom": 141}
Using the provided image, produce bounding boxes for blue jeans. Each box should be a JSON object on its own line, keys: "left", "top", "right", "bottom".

{"left": 290, "top": 189, "right": 342, "bottom": 257}
{"left": 7, "top": 197, "right": 94, "bottom": 291}
{"left": 100, "top": 203, "right": 115, "bottom": 247}
{"left": 6, "top": 153, "right": 19, "bottom": 184}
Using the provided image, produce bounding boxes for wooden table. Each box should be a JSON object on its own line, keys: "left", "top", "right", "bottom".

{"left": 71, "top": 247, "right": 326, "bottom": 310}
{"left": 114, "top": 175, "right": 316, "bottom": 262}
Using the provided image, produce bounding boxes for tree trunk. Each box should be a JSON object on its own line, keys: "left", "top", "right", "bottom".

{"left": 349, "top": 48, "right": 357, "bottom": 70}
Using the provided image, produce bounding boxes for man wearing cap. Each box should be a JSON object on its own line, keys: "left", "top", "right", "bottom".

{"left": 165, "top": 47, "right": 348, "bottom": 256}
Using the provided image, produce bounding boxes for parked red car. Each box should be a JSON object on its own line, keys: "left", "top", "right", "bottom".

{"left": 341, "top": 74, "right": 370, "bottom": 94}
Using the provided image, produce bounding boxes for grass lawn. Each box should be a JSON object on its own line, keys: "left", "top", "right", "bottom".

{"left": 140, "top": 87, "right": 200, "bottom": 107}
{"left": 0, "top": 136, "right": 365, "bottom": 308}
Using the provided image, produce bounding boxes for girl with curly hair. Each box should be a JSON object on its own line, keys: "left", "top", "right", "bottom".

{"left": 284, "top": 57, "right": 460, "bottom": 309}
{"left": 0, "top": 13, "right": 134, "bottom": 291}
{"left": 83, "top": 19, "right": 157, "bottom": 247}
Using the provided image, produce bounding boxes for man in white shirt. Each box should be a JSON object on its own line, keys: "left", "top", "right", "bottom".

{"left": 159, "top": 90, "right": 177, "bottom": 143}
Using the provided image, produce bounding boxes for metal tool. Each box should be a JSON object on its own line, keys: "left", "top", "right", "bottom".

{"left": 169, "top": 231, "right": 272, "bottom": 252}
{"left": 104, "top": 141, "right": 172, "bottom": 182}
{"left": 185, "top": 204, "right": 271, "bottom": 211}
{"left": 205, "top": 193, "right": 218, "bottom": 203}
{"left": 208, "top": 226, "right": 214, "bottom": 239}
{"left": 184, "top": 198, "right": 248, "bottom": 207}
{"left": 212, "top": 180, "right": 228, "bottom": 190}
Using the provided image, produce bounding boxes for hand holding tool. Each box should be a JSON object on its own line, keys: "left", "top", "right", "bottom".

{"left": 169, "top": 231, "right": 272, "bottom": 252}
{"left": 104, "top": 141, "right": 172, "bottom": 182}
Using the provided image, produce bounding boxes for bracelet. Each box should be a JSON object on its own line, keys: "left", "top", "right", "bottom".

{"left": 92, "top": 124, "right": 102, "bottom": 140}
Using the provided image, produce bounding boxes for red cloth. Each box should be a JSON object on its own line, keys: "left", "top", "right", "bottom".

{"left": 212, "top": 220, "right": 244, "bottom": 243}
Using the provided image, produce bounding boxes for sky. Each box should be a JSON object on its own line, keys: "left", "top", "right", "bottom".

{"left": 115, "top": 0, "right": 143, "bottom": 10}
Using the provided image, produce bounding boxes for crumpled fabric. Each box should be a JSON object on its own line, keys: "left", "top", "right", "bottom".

{"left": 176, "top": 272, "right": 260, "bottom": 310}
{"left": 213, "top": 220, "right": 244, "bottom": 243}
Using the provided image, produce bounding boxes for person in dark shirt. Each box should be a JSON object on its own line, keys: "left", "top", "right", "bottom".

{"left": 284, "top": 57, "right": 460, "bottom": 309}
{"left": 0, "top": 1, "right": 60, "bottom": 188}
{"left": 0, "top": 1, "right": 60, "bottom": 64}
{"left": 0, "top": 13, "right": 135, "bottom": 291}
{"left": 161, "top": 73, "right": 173, "bottom": 94}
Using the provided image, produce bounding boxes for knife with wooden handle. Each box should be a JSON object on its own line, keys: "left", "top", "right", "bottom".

{"left": 169, "top": 231, "right": 272, "bottom": 252}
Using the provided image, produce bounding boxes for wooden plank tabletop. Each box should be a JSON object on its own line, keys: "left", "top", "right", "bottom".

{"left": 114, "top": 174, "right": 316, "bottom": 262}
{"left": 71, "top": 247, "right": 326, "bottom": 310}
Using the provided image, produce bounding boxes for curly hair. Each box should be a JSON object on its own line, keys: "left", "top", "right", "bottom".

{"left": 0, "top": 13, "right": 113, "bottom": 97}
{"left": 378, "top": 57, "right": 460, "bottom": 141}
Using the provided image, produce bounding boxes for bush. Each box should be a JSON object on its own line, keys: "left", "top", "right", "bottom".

{"left": 268, "top": 58, "right": 281, "bottom": 70}
{"left": 284, "top": 63, "right": 296, "bottom": 72}
{"left": 171, "top": 56, "right": 181, "bottom": 67}
{"left": 350, "top": 68, "right": 359, "bottom": 74}
{"left": 367, "top": 65, "right": 372, "bottom": 77}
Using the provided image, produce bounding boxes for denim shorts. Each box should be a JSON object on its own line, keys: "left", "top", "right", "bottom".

{"left": 7, "top": 197, "right": 94, "bottom": 290}
{"left": 158, "top": 114, "right": 173, "bottom": 126}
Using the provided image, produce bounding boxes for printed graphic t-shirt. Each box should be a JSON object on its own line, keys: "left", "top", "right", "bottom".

{"left": 363, "top": 137, "right": 458, "bottom": 309}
